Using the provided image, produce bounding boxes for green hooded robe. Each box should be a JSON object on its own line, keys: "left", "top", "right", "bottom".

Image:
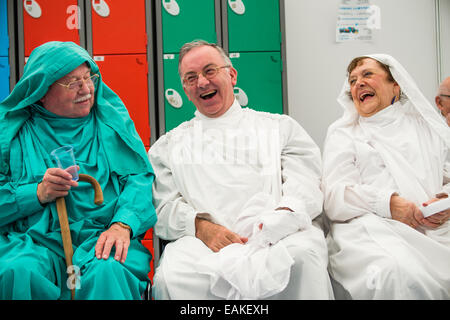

{"left": 0, "top": 41, "right": 157, "bottom": 299}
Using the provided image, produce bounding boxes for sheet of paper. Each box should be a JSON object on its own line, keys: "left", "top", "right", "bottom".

{"left": 336, "top": 0, "right": 380, "bottom": 42}
{"left": 421, "top": 197, "right": 450, "bottom": 218}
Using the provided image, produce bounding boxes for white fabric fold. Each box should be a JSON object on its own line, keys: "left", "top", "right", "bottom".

{"left": 195, "top": 192, "right": 311, "bottom": 300}
{"left": 255, "top": 209, "right": 312, "bottom": 247}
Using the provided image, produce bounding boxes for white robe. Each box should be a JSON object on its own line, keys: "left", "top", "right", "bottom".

{"left": 148, "top": 100, "right": 333, "bottom": 300}
{"left": 323, "top": 100, "right": 450, "bottom": 299}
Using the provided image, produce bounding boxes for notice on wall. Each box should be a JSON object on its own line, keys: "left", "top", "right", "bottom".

{"left": 336, "top": 0, "right": 381, "bottom": 42}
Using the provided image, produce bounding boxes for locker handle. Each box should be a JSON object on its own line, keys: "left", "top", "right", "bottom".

{"left": 24, "top": 0, "right": 42, "bottom": 18}
{"left": 228, "top": 0, "right": 245, "bottom": 15}
{"left": 162, "top": 0, "right": 180, "bottom": 16}
{"left": 92, "top": 0, "right": 110, "bottom": 17}
{"left": 234, "top": 87, "right": 248, "bottom": 107}
{"left": 165, "top": 89, "right": 183, "bottom": 109}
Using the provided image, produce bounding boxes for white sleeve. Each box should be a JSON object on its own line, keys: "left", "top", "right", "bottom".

{"left": 276, "top": 116, "right": 324, "bottom": 221}
{"left": 148, "top": 135, "right": 197, "bottom": 241}
{"left": 441, "top": 149, "right": 450, "bottom": 196}
{"left": 322, "top": 129, "right": 397, "bottom": 222}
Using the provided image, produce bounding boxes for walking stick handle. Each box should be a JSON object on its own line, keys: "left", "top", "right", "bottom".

{"left": 78, "top": 174, "right": 103, "bottom": 205}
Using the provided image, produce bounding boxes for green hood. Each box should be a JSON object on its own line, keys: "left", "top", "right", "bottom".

{"left": 0, "top": 41, "right": 152, "bottom": 176}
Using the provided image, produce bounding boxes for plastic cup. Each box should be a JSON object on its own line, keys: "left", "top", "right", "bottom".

{"left": 50, "top": 145, "right": 79, "bottom": 181}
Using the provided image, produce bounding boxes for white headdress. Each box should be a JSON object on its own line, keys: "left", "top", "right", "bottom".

{"left": 325, "top": 54, "right": 450, "bottom": 148}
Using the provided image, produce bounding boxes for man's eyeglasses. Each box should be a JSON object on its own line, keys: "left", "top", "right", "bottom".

{"left": 182, "top": 65, "right": 231, "bottom": 86}
{"left": 57, "top": 74, "right": 99, "bottom": 90}
{"left": 440, "top": 94, "right": 450, "bottom": 98}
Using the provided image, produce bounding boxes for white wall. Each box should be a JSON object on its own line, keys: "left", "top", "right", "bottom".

{"left": 284, "top": 0, "right": 446, "bottom": 149}
{"left": 439, "top": 0, "right": 450, "bottom": 80}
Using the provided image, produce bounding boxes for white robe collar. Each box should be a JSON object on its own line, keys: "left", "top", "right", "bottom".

{"left": 358, "top": 100, "right": 411, "bottom": 128}
{"left": 194, "top": 98, "right": 242, "bottom": 122}
{"left": 194, "top": 98, "right": 243, "bottom": 125}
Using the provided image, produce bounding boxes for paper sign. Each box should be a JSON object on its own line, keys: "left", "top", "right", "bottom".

{"left": 336, "top": 0, "right": 381, "bottom": 42}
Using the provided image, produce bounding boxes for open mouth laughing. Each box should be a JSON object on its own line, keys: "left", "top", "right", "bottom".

{"left": 359, "top": 91, "right": 375, "bottom": 102}
{"left": 200, "top": 90, "right": 217, "bottom": 100}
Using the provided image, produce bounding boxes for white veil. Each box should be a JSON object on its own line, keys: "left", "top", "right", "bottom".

{"left": 325, "top": 54, "right": 450, "bottom": 148}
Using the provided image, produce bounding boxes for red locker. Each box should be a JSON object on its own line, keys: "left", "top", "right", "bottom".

{"left": 23, "top": 0, "right": 80, "bottom": 56}
{"left": 144, "top": 228, "right": 153, "bottom": 240}
{"left": 142, "top": 229, "right": 154, "bottom": 283}
{"left": 141, "top": 238, "right": 154, "bottom": 281}
{"left": 95, "top": 54, "right": 151, "bottom": 147}
{"left": 91, "top": 0, "right": 147, "bottom": 55}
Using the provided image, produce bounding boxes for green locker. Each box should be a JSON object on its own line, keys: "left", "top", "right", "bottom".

{"left": 163, "top": 53, "right": 197, "bottom": 131}
{"left": 230, "top": 51, "right": 283, "bottom": 114}
{"left": 227, "top": 0, "right": 281, "bottom": 52}
{"left": 161, "top": 0, "right": 217, "bottom": 54}
{"left": 156, "top": 0, "right": 286, "bottom": 136}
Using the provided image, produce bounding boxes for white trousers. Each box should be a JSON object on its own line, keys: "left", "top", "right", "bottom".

{"left": 153, "top": 223, "right": 334, "bottom": 300}
{"left": 327, "top": 214, "right": 450, "bottom": 299}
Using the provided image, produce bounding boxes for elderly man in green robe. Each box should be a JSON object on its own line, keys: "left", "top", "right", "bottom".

{"left": 0, "top": 41, "right": 157, "bottom": 299}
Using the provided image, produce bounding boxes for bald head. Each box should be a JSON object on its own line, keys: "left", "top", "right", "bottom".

{"left": 435, "top": 77, "right": 450, "bottom": 125}
{"left": 438, "top": 77, "right": 450, "bottom": 95}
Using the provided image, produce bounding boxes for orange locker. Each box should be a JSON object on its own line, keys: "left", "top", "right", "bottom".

{"left": 23, "top": 0, "right": 80, "bottom": 56}
{"left": 91, "top": 0, "right": 147, "bottom": 55}
{"left": 95, "top": 54, "right": 151, "bottom": 148}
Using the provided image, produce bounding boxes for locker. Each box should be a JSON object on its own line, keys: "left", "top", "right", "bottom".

{"left": 163, "top": 53, "right": 197, "bottom": 131}
{"left": 91, "top": 0, "right": 147, "bottom": 55}
{"left": 144, "top": 228, "right": 153, "bottom": 240}
{"left": 227, "top": 0, "right": 281, "bottom": 52}
{"left": 0, "top": 56, "right": 9, "bottom": 101}
{"left": 95, "top": 54, "right": 151, "bottom": 147}
{"left": 0, "top": 0, "right": 8, "bottom": 56}
{"left": 161, "top": 0, "right": 217, "bottom": 54}
{"left": 22, "top": 0, "right": 81, "bottom": 56}
{"left": 141, "top": 239, "right": 154, "bottom": 281}
{"left": 230, "top": 51, "right": 283, "bottom": 114}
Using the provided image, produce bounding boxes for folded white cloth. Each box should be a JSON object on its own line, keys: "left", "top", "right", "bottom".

{"left": 195, "top": 193, "right": 312, "bottom": 299}
{"left": 255, "top": 209, "right": 312, "bottom": 247}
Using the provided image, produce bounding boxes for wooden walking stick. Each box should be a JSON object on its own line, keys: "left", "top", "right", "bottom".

{"left": 55, "top": 173, "right": 103, "bottom": 300}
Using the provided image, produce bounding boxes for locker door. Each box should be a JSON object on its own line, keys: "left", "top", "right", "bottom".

{"left": 227, "top": 0, "right": 281, "bottom": 52}
{"left": 230, "top": 51, "right": 283, "bottom": 114}
{"left": 91, "top": 0, "right": 147, "bottom": 55}
{"left": 141, "top": 238, "right": 154, "bottom": 281}
{"left": 0, "top": 0, "right": 8, "bottom": 56}
{"left": 0, "top": 56, "right": 9, "bottom": 101}
{"left": 142, "top": 227, "right": 154, "bottom": 282}
{"left": 95, "top": 54, "right": 151, "bottom": 148}
{"left": 161, "top": 0, "right": 217, "bottom": 54}
{"left": 23, "top": 0, "right": 81, "bottom": 56}
{"left": 163, "top": 53, "right": 196, "bottom": 131}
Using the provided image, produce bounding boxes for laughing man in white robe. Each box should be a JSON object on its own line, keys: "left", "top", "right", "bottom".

{"left": 322, "top": 54, "right": 450, "bottom": 299}
{"left": 148, "top": 40, "right": 333, "bottom": 300}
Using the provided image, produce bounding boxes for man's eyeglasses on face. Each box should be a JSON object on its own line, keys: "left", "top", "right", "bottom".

{"left": 57, "top": 74, "right": 99, "bottom": 91}
{"left": 440, "top": 94, "right": 450, "bottom": 98}
{"left": 182, "top": 65, "right": 231, "bottom": 87}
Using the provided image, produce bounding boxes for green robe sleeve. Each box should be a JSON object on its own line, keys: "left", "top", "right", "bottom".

{"left": 109, "top": 172, "right": 157, "bottom": 239}
{"left": 0, "top": 173, "right": 43, "bottom": 228}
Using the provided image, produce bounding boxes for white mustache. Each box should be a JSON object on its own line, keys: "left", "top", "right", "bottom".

{"left": 74, "top": 94, "right": 92, "bottom": 103}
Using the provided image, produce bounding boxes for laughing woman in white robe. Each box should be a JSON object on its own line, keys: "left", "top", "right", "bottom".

{"left": 322, "top": 54, "right": 450, "bottom": 300}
